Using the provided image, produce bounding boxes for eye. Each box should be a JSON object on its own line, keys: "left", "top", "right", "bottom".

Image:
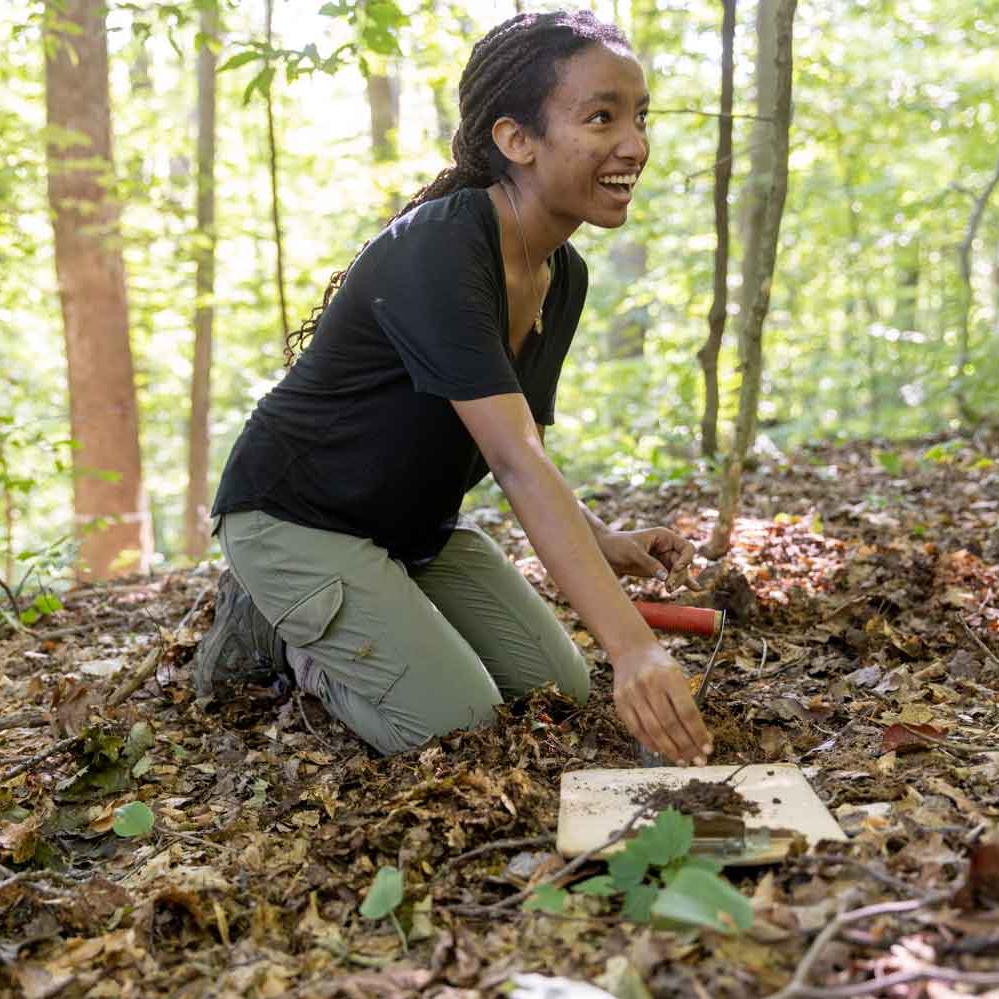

{"left": 636, "top": 109, "right": 649, "bottom": 129}
{"left": 587, "top": 110, "right": 612, "bottom": 124}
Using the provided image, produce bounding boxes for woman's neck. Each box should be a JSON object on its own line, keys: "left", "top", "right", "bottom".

{"left": 488, "top": 177, "right": 577, "bottom": 267}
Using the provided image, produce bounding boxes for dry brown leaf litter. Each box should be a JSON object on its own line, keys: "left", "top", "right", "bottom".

{"left": 1, "top": 435, "right": 997, "bottom": 998}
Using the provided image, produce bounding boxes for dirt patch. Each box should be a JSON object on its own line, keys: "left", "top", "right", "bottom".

{"left": 630, "top": 777, "right": 761, "bottom": 817}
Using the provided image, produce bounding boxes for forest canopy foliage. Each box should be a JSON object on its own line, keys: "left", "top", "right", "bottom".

{"left": 1, "top": 0, "right": 997, "bottom": 581}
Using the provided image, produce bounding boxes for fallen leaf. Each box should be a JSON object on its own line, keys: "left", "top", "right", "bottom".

{"left": 881, "top": 723, "right": 946, "bottom": 754}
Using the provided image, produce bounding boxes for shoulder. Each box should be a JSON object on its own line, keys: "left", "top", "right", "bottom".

{"left": 383, "top": 188, "right": 495, "bottom": 249}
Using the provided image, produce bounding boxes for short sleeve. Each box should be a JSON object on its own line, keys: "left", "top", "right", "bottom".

{"left": 368, "top": 216, "right": 521, "bottom": 402}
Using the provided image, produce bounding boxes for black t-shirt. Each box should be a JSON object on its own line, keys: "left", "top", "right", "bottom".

{"left": 212, "top": 186, "right": 588, "bottom": 563}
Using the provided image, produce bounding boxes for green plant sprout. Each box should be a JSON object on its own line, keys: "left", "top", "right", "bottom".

{"left": 359, "top": 865, "right": 407, "bottom": 952}
{"left": 523, "top": 808, "right": 753, "bottom": 934}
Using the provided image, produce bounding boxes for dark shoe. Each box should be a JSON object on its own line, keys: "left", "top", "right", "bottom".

{"left": 192, "top": 569, "right": 287, "bottom": 699}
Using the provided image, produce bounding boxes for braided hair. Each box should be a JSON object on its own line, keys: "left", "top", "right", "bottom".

{"left": 284, "top": 10, "right": 631, "bottom": 363}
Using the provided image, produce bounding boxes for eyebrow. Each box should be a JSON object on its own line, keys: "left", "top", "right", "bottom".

{"left": 582, "top": 90, "right": 651, "bottom": 107}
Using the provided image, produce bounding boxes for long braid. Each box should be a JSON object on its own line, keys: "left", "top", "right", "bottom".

{"left": 284, "top": 11, "right": 629, "bottom": 364}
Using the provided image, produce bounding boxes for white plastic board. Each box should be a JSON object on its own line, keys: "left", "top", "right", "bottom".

{"left": 557, "top": 764, "right": 847, "bottom": 866}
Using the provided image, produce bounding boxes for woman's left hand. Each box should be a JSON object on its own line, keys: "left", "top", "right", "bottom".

{"left": 597, "top": 527, "right": 695, "bottom": 587}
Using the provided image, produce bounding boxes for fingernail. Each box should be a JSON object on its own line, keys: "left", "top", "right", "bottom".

{"left": 702, "top": 743, "right": 713, "bottom": 755}
{"left": 655, "top": 569, "right": 669, "bottom": 582}
{"left": 677, "top": 759, "right": 688, "bottom": 767}
{"left": 694, "top": 756, "right": 706, "bottom": 767}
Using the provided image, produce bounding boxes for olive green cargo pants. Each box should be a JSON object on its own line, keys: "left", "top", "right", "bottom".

{"left": 217, "top": 510, "right": 589, "bottom": 755}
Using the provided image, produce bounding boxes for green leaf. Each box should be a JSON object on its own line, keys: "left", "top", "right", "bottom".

{"left": 634, "top": 809, "right": 693, "bottom": 866}
{"left": 522, "top": 883, "right": 567, "bottom": 914}
{"left": 19, "top": 607, "right": 39, "bottom": 625}
{"left": 608, "top": 842, "right": 651, "bottom": 891}
{"left": 33, "top": 593, "right": 62, "bottom": 615}
{"left": 360, "top": 866, "right": 404, "bottom": 919}
{"left": 219, "top": 49, "right": 261, "bottom": 72}
{"left": 651, "top": 867, "right": 753, "bottom": 935}
{"left": 112, "top": 800, "right": 155, "bottom": 838}
{"left": 622, "top": 883, "right": 659, "bottom": 923}
{"left": 572, "top": 875, "right": 617, "bottom": 896}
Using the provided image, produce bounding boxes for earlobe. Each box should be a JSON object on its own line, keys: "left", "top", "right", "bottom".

{"left": 492, "top": 116, "right": 535, "bottom": 167}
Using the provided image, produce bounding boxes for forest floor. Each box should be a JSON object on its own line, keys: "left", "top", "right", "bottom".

{"left": 2, "top": 433, "right": 998, "bottom": 999}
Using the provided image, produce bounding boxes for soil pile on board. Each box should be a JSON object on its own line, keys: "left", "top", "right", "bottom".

{"left": 629, "top": 776, "right": 760, "bottom": 817}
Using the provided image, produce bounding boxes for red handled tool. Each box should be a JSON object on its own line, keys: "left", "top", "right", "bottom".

{"left": 633, "top": 601, "right": 722, "bottom": 637}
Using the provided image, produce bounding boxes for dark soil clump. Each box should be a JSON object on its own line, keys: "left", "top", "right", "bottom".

{"left": 630, "top": 777, "right": 760, "bottom": 817}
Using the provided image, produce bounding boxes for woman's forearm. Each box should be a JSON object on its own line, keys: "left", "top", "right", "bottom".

{"left": 494, "top": 451, "right": 657, "bottom": 661}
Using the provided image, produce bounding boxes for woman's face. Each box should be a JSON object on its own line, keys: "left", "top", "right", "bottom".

{"left": 529, "top": 42, "right": 650, "bottom": 230}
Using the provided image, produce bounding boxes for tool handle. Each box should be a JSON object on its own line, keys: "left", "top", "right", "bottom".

{"left": 634, "top": 601, "right": 721, "bottom": 637}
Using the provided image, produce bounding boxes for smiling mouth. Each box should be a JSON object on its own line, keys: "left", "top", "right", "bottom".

{"left": 597, "top": 173, "right": 639, "bottom": 197}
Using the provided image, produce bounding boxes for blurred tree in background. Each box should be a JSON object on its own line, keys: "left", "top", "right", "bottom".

{"left": 0, "top": 0, "right": 997, "bottom": 583}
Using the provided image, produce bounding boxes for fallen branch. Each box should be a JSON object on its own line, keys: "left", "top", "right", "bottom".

{"left": 0, "top": 709, "right": 47, "bottom": 731}
{"left": 0, "top": 734, "right": 80, "bottom": 784}
{"left": 106, "top": 645, "right": 162, "bottom": 708}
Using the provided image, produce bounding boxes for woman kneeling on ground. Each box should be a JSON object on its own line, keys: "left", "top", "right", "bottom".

{"left": 194, "top": 10, "right": 713, "bottom": 766}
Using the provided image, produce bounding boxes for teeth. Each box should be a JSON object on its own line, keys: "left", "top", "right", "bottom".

{"left": 599, "top": 174, "right": 638, "bottom": 185}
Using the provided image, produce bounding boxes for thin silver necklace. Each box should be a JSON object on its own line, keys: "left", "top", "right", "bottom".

{"left": 500, "top": 178, "right": 548, "bottom": 335}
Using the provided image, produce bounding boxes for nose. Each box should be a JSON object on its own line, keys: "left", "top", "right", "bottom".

{"left": 617, "top": 120, "right": 649, "bottom": 166}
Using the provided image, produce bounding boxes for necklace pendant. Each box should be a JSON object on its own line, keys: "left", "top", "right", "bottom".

{"left": 534, "top": 313, "right": 543, "bottom": 335}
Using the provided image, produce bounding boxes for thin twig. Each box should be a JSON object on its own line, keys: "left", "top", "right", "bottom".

{"left": 722, "top": 761, "right": 752, "bottom": 786}
{"left": 649, "top": 106, "right": 775, "bottom": 122}
{"left": 961, "top": 617, "right": 999, "bottom": 669}
{"left": 694, "top": 609, "right": 727, "bottom": 706}
{"left": 295, "top": 691, "right": 340, "bottom": 752}
{"left": 449, "top": 800, "right": 655, "bottom": 917}
{"left": 780, "top": 967, "right": 999, "bottom": 998}
{"left": 0, "top": 734, "right": 80, "bottom": 784}
{"left": 0, "top": 576, "right": 20, "bottom": 619}
{"left": 434, "top": 834, "right": 554, "bottom": 881}
{"left": 765, "top": 892, "right": 954, "bottom": 999}
{"left": 897, "top": 722, "right": 997, "bottom": 755}
{"left": 106, "top": 644, "right": 162, "bottom": 708}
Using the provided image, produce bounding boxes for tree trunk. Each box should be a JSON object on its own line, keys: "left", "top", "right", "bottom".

{"left": 367, "top": 71, "right": 400, "bottom": 162}
{"left": 184, "top": 2, "right": 218, "bottom": 560}
{"left": 265, "top": 0, "right": 289, "bottom": 343}
{"left": 955, "top": 150, "right": 999, "bottom": 427}
{"left": 697, "top": 0, "right": 737, "bottom": 458}
{"left": 705, "top": 0, "right": 796, "bottom": 559}
{"left": 43, "top": 0, "right": 151, "bottom": 580}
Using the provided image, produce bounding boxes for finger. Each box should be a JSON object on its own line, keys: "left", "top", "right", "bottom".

{"left": 635, "top": 682, "right": 691, "bottom": 764}
{"left": 617, "top": 682, "right": 687, "bottom": 764}
{"left": 661, "top": 672, "right": 713, "bottom": 759}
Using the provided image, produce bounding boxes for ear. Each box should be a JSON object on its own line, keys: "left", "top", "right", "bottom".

{"left": 491, "top": 115, "right": 536, "bottom": 167}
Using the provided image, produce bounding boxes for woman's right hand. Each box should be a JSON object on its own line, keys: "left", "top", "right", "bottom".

{"left": 612, "top": 644, "right": 713, "bottom": 765}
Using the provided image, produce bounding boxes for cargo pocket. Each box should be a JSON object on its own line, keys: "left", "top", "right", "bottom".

{"left": 274, "top": 578, "right": 344, "bottom": 649}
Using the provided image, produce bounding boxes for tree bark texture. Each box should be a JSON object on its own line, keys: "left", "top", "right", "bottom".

{"left": 737, "top": 0, "right": 777, "bottom": 366}
{"left": 955, "top": 149, "right": 999, "bottom": 426}
{"left": 697, "top": 0, "right": 737, "bottom": 457}
{"left": 706, "top": 0, "right": 796, "bottom": 559}
{"left": 43, "top": 0, "right": 151, "bottom": 580}
{"left": 184, "top": 3, "right": 218, "bottom": 560}
{"left": 367, "top": 72, "right": 400, "bottom": 162}
{"left": 265, "top": 0, "right": 289, "bottom": 343}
